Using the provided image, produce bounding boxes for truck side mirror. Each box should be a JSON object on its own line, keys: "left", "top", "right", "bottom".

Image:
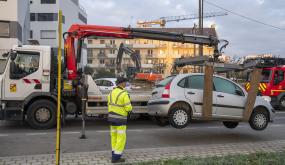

{"left": 10, "top": 51, "right": 17, "bottom": 61}
{"left": 10, "top": 61, "right": 18, "bottom": 79}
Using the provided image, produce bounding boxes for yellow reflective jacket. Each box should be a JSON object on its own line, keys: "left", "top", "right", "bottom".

{"left": 107, "top": 87, "right": 132, "bottom": 124}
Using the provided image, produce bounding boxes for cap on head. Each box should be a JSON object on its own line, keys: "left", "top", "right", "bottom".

{"left": 116, "top": 76, "right": 128, "bottom": 85}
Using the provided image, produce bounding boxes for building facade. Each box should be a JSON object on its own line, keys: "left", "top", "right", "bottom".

{"left": 30, "top": 0, "right": 87, "bottom": 50}
{"left": 87, "top": 27, "right": 218, "bottom": 76}
{"left": 0, "top": 0, "right": 30, "bottom": 53}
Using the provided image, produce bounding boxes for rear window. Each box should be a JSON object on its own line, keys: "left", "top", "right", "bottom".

{"left": 156, "top": 76, "right": 175, "bottom": 87}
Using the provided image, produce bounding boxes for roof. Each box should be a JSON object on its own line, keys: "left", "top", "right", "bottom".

{"left": 140, "top": 27, "right": 218, "bottom": 38}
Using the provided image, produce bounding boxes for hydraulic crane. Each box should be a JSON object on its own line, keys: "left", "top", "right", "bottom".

{"left": 137, "top": 12, "right": 228, "bottom": 27}
{"left": 64, "top": 24, "right": 226, "bottom": 81}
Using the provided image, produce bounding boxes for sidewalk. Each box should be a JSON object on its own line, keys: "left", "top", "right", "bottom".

{"left": 1, "top": 140, "right": 285, "bottom": 165}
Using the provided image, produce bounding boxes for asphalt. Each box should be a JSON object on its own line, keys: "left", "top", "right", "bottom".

{"left": 0, "top": 112, "right": 285, "bottom": 157}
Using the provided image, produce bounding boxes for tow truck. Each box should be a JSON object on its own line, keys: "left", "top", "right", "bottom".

{"left": 0, "top": 24, "right": 225, "bottom": 129}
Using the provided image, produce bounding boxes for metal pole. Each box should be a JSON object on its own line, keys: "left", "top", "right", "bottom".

{"left": 198, "top": 0, "right": 204, "bottom": 72}
{"left": 80, "top": 75, "right": 87, "bottom": 139}
{"left": 55, "top": 10, "right": 62, "bottom": 165}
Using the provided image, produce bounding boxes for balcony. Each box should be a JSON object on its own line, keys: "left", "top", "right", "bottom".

{"left": 87, "top": 44, "right": 106, "bottom": 49}
{"left": 97, "top": 53, "right": 107, "bottom": 58}
{"left": 105, "top": 44, "right": 117, "bottom": 48}
{"left": 87, "top": 64, "right": 105, "bottom": 68}
{"left": 133, "top": 44, "right": 156, "bottom": 49}
{"left": 107, "top": 54, "right": 117, "bottom": 58}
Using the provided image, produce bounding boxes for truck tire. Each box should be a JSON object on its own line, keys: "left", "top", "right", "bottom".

{"left": 26, "top": 100, "right": 56, "bottom": 129}
{"left": 278, "top": 96, "right": 285, "bottom": 111}
{"left": 223, "top": 121, "right": 239, "bottom": 129}
{"left": 249, "top": 107, "right": 269, "bottom": 131}
{"left": 169, "top": 105, "right": 191, "bottom": 129}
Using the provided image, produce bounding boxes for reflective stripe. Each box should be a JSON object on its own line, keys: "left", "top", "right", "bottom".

{"left": 115, "top": 90, "right": 126, "bottom": 104}
{"left": 114, "top": 151, "right": 123, "bottom": 155}
{"left": 109, "top": 114, "right": 127, "bottom": 120}
{"left": 109, "top": 103, "right": 125, "bottom": 107}
{"left": 122, "top": 102, "right": 131, "bottom": 106}
{"left": 117, "top": 130, "right": 126, "bottom": 134}
{"left": 110, "top": 90, "right": 113, "bottom": 103}
{"left": 111, "top": 130, "right": 116, "bottom": 133}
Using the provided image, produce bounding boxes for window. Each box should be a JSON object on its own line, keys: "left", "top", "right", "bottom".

{"left": 188, "top": 75, "right": 204, "bottom": 90}
{"left": 156, "top": 76, "right": 175, "bottom": 87}
{"left": 110, "top": 40, "right": 115, "bottom": 45}
{"left": 95, "top": 80, "right": 103, "bottom": 86}
{"left": 99, "top": 59, "right": 105, "bottom": 64}
{"left": 87, "top": 59, "right": 92, "bottom": 64}
{"left": 38, "top": 13, "right": 58, "bottom": 21}
{"left": 110, "top": 49, "right": 116, "bottom": 54}
{"left": 88, "top": 40, "right": 93, "bottom": 44}
{"left": 110, "top": 59, "right": 115, "bottom": 64}
{"left": 102, "top": 80, "right": 113, "bottom": 87}
{"left": 30, "top": 30, "right": 33, "bottom": 39}
{"left": 11, "top": 52, "right": 40, "bottom": 79}
{"left": 0, "top": 21, "right": 9, "bottom": 37}
{"left": 147, "top": 50, "right": 153, "bottom": 55}
{"left": 87, "top": 49, "right": 93, "bottom": 58}
{"left": 0, "top": 59, "right": 8, "bottom": 74}
{"left": 100, "top": 40, "right": 105, "bottom": 44}
{"left": 274, "top": 70, "right": 284, "bottom": 85}
{"left": 214, "top": 77, "right": 240, "bottom": 95}
{"left": 40, "top": 30, "right": 56, "bottom": 39}
{"left": 177, "top": 77, "right": 187, "bottom": 88}
{"left": 135, "top": 50, "right": 140, "bottom": 54}
{"left": 30, "top": 13, "right": 36, "bottom": 21}
{"left": 78, "top": 13, "right": 87, "bottom": 24}
{"left": 41, "top": 0, "right": 56, "bottom": 4}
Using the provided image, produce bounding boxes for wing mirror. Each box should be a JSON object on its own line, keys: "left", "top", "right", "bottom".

{"left": 10, "top": 51, "right": 17, "bottom": 61}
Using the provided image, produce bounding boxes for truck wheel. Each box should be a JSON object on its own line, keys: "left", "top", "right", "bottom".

{"left": 278, "top": 97, "right": 285, "bottom": 111}
{"left": 249, "top": 107, "right": 269, "bottom": 131}
{"left": 169, "top": 106, "right": 191, "bottom": 129}
{"left": 151, "top": 116, "right": 169, "bottom": 127}
{"left": 26, "top": 100, "right": 56, "bottom": 129}
{"left": 223, "top": 121, "right": 239, "bottom": 129}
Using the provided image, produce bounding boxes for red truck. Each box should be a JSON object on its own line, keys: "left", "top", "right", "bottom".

{"left": 245, "top": 58, "right": 285, "bottom": 110}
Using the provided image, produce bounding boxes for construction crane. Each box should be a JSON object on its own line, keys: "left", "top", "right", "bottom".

{"left": 137, "top": 12, "right": 228, "bottom": 28}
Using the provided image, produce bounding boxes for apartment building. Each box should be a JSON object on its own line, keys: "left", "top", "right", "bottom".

{"left": 87, "top": 27, "right": 218, "bottom": 76}
{"left": 30, "top": 0, "right": 87, "bottom": 52}
{"left": 0, "top": 0, "right": 30, "bottom": 53}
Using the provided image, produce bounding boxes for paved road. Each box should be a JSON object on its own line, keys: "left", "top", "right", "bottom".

{"left": 0, "top": 112, "right": 285, "bottom": 157}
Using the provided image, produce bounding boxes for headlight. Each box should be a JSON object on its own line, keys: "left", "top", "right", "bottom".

{"left": 262, "top": 96, "right": 271, "bottom": 102}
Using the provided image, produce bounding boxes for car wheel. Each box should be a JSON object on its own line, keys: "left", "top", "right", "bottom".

{"left": 26, "top": 100, "right": 56, "bottom": 129}
{"left": 278, "top": 97, "right": 285, "bottom": 111}
{"left": 249, "top": 108, "right": 269, "bottom": 131}
{"left": 151, "top": 116, "right": 169, "bottom": 127}
{"left": 223, "top": 121, "right": 239, "bottom": 129}
{"left": 169, "top": 105, "right": 191, "bottom": 129}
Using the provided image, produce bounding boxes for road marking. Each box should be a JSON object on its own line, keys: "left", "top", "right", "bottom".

{"left": 0, "top": 134, "right": 8, "bottom": 137}
{"left": 26, "top": 133, "right": 48, "bottom": 136}
{"left": 62, "top": 131, "right": 80, "bottom": 134}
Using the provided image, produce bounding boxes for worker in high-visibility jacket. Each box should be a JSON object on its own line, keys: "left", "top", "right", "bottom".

{"left": 107, "top": 76, "right": 132, "bottom": 163}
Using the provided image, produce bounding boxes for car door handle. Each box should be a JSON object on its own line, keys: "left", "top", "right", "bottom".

{"left": 152, "top": 91, "right": 158, "bottom": 95}
{"left": 187, "top": 91, "right": 195, "bottom": 95}
{"left": 217, "top": 94, "right": 224, "bottom": 98}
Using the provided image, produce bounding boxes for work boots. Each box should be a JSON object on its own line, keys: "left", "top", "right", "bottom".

{"left": 111, "top": 158, "right": 126, "bottom": 163}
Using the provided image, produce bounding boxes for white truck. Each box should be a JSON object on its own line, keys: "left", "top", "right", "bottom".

{"left": 0, "top": 45, "right": 151, "bottom": 129}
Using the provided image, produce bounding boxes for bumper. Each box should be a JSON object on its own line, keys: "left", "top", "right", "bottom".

{"left": 0, "top": 108, "right": 23, "bottom": 121}
{"left": 147, "top": 99, "right": 173, "bottom": 117}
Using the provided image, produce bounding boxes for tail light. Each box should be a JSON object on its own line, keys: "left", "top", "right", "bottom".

{"left": 162, "top": 83, "right": 171, "bottom": 98}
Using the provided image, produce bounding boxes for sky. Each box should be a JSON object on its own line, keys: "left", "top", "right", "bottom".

{"left": 80, "top": 0, "right": 285, "bottom": 57}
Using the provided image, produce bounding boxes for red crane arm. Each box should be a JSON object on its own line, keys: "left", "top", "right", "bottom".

{"left": 64, "top": 24, "right": 134, "bottom": 80}
{"left": 64, "top": 24, "right": 224, "bottom": 80}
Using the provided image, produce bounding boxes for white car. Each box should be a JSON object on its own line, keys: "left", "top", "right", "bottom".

{"left": 148, "top": 73, "right": 275, "bottom": 130}
{"left": 95, "top": 78, "right": 132, "bottom": 91}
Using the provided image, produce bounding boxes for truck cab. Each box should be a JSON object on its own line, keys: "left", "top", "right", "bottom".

{"left": 246, "top": 65, "right": 285, "bottom": 110}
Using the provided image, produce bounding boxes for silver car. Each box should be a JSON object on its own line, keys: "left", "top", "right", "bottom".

{"left": 148, "top": 73, "right": 275, "bottom": 130}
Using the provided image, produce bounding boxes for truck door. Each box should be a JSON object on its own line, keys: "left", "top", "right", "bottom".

{"left": 3, "top": 51, "right": 42, "bottom": 100}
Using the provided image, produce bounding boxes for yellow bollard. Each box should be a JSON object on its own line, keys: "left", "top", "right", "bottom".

{"left": 56, "top": 10, "right": 62, "bottom": 165}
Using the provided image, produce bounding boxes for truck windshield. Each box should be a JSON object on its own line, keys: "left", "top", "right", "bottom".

{"left": 261, "top": 70, "right": 272, "bottom": 83}
{"left": 156, "top": 76, "right": 175, "bottom": 87}
{"left": 0, "top": 58, "right": 7, "bottom": 74}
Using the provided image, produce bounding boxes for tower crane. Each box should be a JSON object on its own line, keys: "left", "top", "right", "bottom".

{"left": 137, "top": 12, "right": 228, "bottom": 27}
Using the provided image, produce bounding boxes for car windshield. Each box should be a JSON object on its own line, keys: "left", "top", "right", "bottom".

{"left": 0, "top": 58, "right": 7, "bottom": 74}
{"left": 156, "top": 76, "right": 175, "bottom": 87}
{"left": 247, "top": 69, "right": 272, "bottom": 83}
{"left": 260, "top": 70, "right": 272, "bottom": 83}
